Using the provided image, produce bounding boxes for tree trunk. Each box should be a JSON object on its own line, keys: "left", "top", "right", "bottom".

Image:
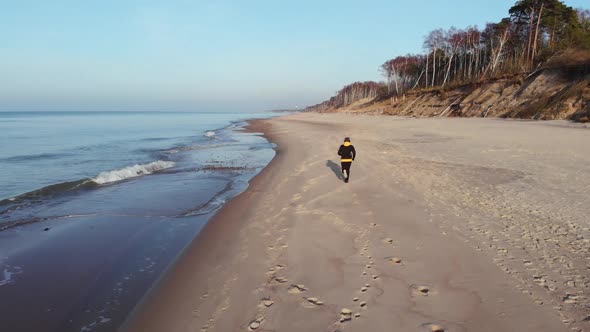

{"left": 425, "top": 53, "right": 429, "bottom": 88}
{"left": 412, "top": 69, "right": 425, "bottom": 90}
{"left": 532, "top": 2, "right": 544, "bottom": 62}
{"left": 442, "top": 53, "right": 454, "bottom": 87}
{"left": 387, "top": 73, "right": 391, "bottom": 94}
{"left": 527, "top": 7, "right": 536, "bottom": 64}
{"left": 432, "top": 48, "right": 437, "bottom": 87}
{"left": 487, "top": 27, "right": 510, "bottom": 76}
{"left": 391, "top": 63, "right": 399, "bottom": 95}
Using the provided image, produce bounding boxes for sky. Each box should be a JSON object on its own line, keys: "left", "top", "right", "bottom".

{"left": 1, "top": 0, "right": 587, "bottom": 112}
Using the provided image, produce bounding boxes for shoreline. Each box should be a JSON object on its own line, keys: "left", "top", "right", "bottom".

{"left": 120, "top": 117, "right": 287, "bottom": 331}
{"left": 124, "top": 113, "right": 588, "bottom": 332}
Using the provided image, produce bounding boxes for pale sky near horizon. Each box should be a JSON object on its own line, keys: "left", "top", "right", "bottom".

{"left": 1, "top": 0, "right": 587, "bottom": 112}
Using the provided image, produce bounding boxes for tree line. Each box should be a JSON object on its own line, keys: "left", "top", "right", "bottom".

{"left": 307, "top": 0, "right": 590, "bottom": 112}
{"left": 306, "top": 81, "right": 382, "bottom": 112}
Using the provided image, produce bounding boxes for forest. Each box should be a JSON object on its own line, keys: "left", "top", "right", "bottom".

{"left": 307, "top": 0, "right": 590, "bottom": 112}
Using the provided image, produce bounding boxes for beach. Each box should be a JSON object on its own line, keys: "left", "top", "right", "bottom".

{"left": 123, "top": 112, "right": 590, "bottom": 332}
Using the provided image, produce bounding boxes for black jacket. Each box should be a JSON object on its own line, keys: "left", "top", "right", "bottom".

{"left": 338, "top": 144, "right": 356, "bottom": 161}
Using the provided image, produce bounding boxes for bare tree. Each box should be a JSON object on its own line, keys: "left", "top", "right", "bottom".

{"left": 425, "top": 29, "right": 445, "bottom": 87}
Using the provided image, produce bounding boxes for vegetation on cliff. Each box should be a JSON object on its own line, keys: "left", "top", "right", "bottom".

{"left": 306, "top": 0, "right": 590, "bottom": 120}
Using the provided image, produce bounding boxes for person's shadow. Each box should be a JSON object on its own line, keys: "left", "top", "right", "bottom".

{"left": 326, "top": 160, "right": 343, "bottom": 180}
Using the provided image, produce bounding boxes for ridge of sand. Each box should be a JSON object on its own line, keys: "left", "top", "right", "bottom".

{"left": 123, "top": 113, "right": 589, "bottom": 332}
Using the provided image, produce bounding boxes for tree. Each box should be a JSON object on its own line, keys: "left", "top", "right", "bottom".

{"left": 442, "top": 27, "right": 464, "bottom": 86}
{"left": 424, "top": 29, "right": 445, "bottom": 87}
{"left": 381, "top": 55, "right": 426, "bottom": 95}
{"left": 481, "top": 19, "right": 512, "bottom": 76}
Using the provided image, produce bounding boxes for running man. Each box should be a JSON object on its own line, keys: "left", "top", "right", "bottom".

{"left": 337, "top": 137, "right": 356, "bottom": 183}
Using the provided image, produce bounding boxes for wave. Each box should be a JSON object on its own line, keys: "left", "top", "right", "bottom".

{"left": 92, "top": 160, "right": 175, "bottom": 184}
{"left": 182, "top": 181, "right": 233, "bottom": 217}
{"left": 204, "top": 131, "right": 216, "bottom": 138}
{"left": 1, "top": 160, "right": 175, "bottom": 207}
{"left": 140, "top": 137, "right": 171, "bottom": 142}
{"left": 0, "top": 179, "right": 97, "bottom": 206}
{"left": 0, "top": 152, "right": 73, "bottom": 163}
{"left": 163, "top": 142, "right": 229, "bottom": 155}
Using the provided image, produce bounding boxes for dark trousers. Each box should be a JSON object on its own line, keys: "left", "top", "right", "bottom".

{"left": 341, "top": 162, "right": 352, "bottom": 180}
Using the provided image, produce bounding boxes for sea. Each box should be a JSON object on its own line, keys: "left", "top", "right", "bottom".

{"left": 0, "top": 111, "right": 279, "bottom": 332}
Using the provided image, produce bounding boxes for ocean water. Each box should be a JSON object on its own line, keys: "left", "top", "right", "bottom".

{"left": 0, "top": 111, "right": 274, "bottom": 201}
{"left": 0, "top": 111, "right": 279, "bottom": 332}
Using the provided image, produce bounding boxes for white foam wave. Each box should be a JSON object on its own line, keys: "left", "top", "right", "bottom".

{"left": 204, "top": 131, "right": 216, "bottom": 137}
{"left": 92, "top": 160, "right": 175, "bottom": 185}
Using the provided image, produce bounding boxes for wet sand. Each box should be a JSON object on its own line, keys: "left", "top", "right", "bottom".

{"left": 124, "top": 113, "right": 589, "bottom": 332}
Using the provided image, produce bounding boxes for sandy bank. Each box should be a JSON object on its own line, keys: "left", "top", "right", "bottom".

{"left": 123, "top": 113, "right": 589, "bottom": 332}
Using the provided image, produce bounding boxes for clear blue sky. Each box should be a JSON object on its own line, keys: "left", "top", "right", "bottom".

{"left": 1, "top": 0, "right": 587, "bottom": 112}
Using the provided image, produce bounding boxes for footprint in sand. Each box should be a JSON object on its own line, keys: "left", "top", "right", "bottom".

{"left": 248, "top": 317, "right": 264, "bottom": 331}
{"left": 259, "top": 299, "right": 274, "bottom": 308}
{"left": 562, "top": 293, "right": 578, "bottom": 304}
{"left": 274, "top": 276, "right": 288, "bottom": 283}
{"left": 339, "top": 308, "right": 353, "bottom": 323}
{"left": 411, "top": 285, "right": 433, "bottom": 297}
{"left": 420, "top": 323, "right": 445, "bottom": 332}
{"left": 386, "top": 256, "right": 402, "bottom": 265}
{"left": 417, "top": 286, "right": 430, "bottom": 295}
{"left": 382, "top": 238, "right": 394, "bottom": 244}
{"left": 533, "top": 275, "right": 547, "bottom": 287}
{"left": 288, "top": 284, "right": 306, "bottom": 294}
{"left": 304, "top": 297, "right": 324, "bottom": 306}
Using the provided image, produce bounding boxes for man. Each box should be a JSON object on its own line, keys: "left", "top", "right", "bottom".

{"left": 337, "top": 137, "right": 356, "bottom": 183}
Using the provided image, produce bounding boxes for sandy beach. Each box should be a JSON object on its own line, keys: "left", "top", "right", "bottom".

{"left": 123, "top": 113, "right": 590, "bottom": 332}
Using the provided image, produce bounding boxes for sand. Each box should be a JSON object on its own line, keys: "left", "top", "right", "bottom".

{"left": 123, "top": 113, "right": 590, "bottom": 332}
